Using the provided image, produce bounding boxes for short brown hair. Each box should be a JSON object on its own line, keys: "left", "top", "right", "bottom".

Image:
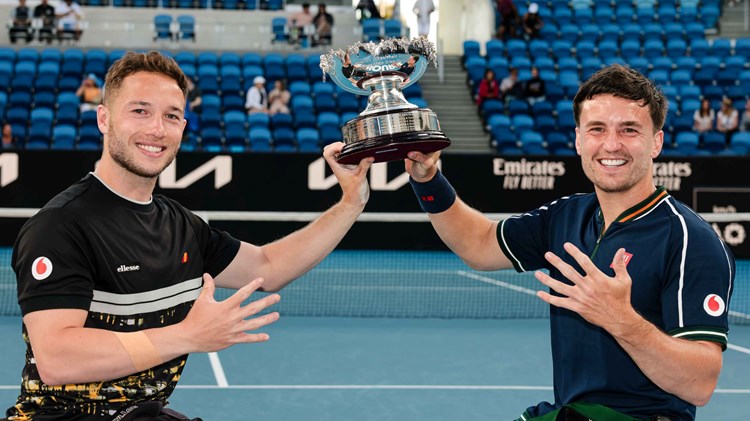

{"left": 103, "top": 51, "right": 188, "bottom": 106}
{"left": 573, "top": 64, "right": 668, "bottom": 134}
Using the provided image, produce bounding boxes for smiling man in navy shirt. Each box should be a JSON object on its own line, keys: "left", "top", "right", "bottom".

{"left": 405, "top": 64, "right": 735, "bottom": 421}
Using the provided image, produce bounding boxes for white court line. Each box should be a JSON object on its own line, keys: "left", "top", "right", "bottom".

{"left": 208, "top": 352, "right": 229, "bottom": 388}
{"left": 729, "top": 310, "right": 750, "bottom": 320}
{"left": 457, "top": 271, "right": 538, "bottom": 296}
{"left": 728, "top": 343, "right": 750, "bottom": 355}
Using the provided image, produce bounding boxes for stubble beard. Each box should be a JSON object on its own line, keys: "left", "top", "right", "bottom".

{"left": 107, "top": 124, "right": 178, "bottom": 180}
{"left": 583, "top": 155, "right": 650, "bottom": 194}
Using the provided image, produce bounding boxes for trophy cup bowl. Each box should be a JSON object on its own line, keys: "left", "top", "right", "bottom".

{"left": 320, "top": 37, "right": 451, "bottom": 165}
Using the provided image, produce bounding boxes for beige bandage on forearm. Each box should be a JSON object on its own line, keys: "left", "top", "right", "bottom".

{"left": 114, "top": 331, "right": 164, "bottom": 372}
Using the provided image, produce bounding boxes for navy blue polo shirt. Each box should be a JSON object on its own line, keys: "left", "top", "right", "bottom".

{"left": 498, "top": 187, "right": 735, "bottom": 421}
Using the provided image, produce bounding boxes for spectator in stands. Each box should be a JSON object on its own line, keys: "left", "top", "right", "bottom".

{"left": 1, "top": 123, "right": 18, "bottom": 149}
{"left": 495, "top": 0, "right": 520, "bottom": 40}
{"left": 33, "top": 0, "right": 55, "bottom": 43}
{"left": 184, "top": 76, "right": 202, "bottom": 134}
{"left": 524, "top": 66, "right": 546, "bottom": 106}
{"left": 500, "top": 67, "right": 523, "bottom": 103}
{"left": 521, "top": 2, "right": 544, "bottom": 40}
{"left": 716, "top": 97, "right": 739, "bottom": 144}
{"left": 8, "top": 0, "right": 33, "bottom": 44}
{"left": 55, "top": 0, "right": 83, "bottom": 42}
{"left": 76, "top": 74, "right": 103, "bottom": 113}
{"left": 245, "top": 76, "right": 268, "bottom": 114}
{"left": 268, "top": 80, "right": 291, "bottom": 115}
{"left": 5, "top": 50, "right": 375, "bottom": 421}
{"left": 355, "top": 0, "right": 381, "bottom": 22}
{"left": 313, "top": 3, "right": 334, "bottom": 47}
{"left": 412, "top": 0, "right": 435, "bottom": 38}
{"left": 476, "top": 68, "right": 500, "bottom": 107}
{"left": 290, "top": 3, "right": 314, "bottom": 46}
{"left": 740, "top": 99, "right": 750, "bottom": 132}
{"left": 692, "top": 99, "right": 715, "bottom": 134}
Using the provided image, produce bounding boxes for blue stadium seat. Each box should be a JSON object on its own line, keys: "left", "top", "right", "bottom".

{"left": 177, "top": 15, "right": 196, "bottom": 41}
{"left": 285, "top": 54, "right": 307, "bottom": 82}
{"left": 620, "top": 40, "right": 641, "bottom": 60}
{"left": 529, "top": 40, "right": 549, "bottom": 58}
{"left": 662, "top": 22, "right": 684, "bottom": 42}
{"left": 701, "top": 5, "right": 720, "bottom": 29}
{"left": 224, "top": 124, "right": 248, "bottom": 149}
{"left": 481, "top": 99, "right": 504, "bottom": 121}
{"left": 674, "top": 56, "right": 696, "bottom": 73}
{"left": 242, "top": 52, "right": 262, "bottom": 69}
{"left": 247, "top": 127, "right": 271, "bottom": 151}
{"left": 51, "top": 125, "right": 77, "bottom": 150}
{"left": 62, "top": 49, "right": 85, "bottom": 77}
{"left": 200, "top": 127, "right": 224, "bottom": 149}
{"left": 296, "top": 127, "right": 320, "bottom": 151}
{"left": 539, "top": 23, "right": 558, "bottom": 43}
{"left": 56, "top": 105, "right": 79, "bottom": 126}
{"left": 553, "top": 6, "right": 573, "bottom": 26}
{"left": 670, "top": 70, "right": 692, "bottom": 88}
{"left": 574, "top": 40, "right": 596, "bottom": 59}
{"left": 488, "top": 57, "right": 509, "bottom": 79}
{"left": 263, "top": 53, "right": 286, "bottom": 84}
{"left": 271, "top": 127, "right": 295, "bottom": 149}
{"left": 314, "top": 95, "right": 337, "bottom": 113}
{"left": 702, "top": 131, "right": 726, "bottom": 152}
{"left": 643, "top": 39, "right": 664, "bottom": 59}
{"left": 270, "top": 112, "right": 294, "bottom": 130}
{"left": 31, "top": 107, "right": 54, "bottom": 125}
{"left": 319, "top": 125, "right": 342, "bottom": 146}
{"left": 558, "top": 24, "right": 579, "bottom": 43}
{"left": 77, "top": 125, "right": 101, "bottom": 149}
{"left": 200, "top": 108, "right": 222, "bottom": 129}
{"left": 620, "top": 23, "right": 642, "bottom": 44}
{"left": 675, "top": 132, "right": 699, "bottom": 154}
{"left": 725, "top": 55, "right": 746, "bottom": 74}
{"left": 710, "top": 38, "right": 732, "bottom": 59}
{"left": 384, "top": 19, "right": 402, "bottom": 38}
{"left": 552, "top": 40, "right": 573, "bottom": 58}
{"left": 153, "top": 14, "right": 174, "bottom": 41}
{"left": 486, "top": 39, "right": 504, "bottom": 57}
{"left": 271, "top": 17, "right": 288, "bottom": 43}
{"left": 688, "top": 39, "right": 709, "bottom": 58}
{"left": 362, "top": 19, "right": 382, "bottom": 42}
{"left": 247, "top": 112, "right": 270, "bottom": 129}
{"left": 465, "top": 57, "right": 487, "bottom": 87}
{"left": 730, "top": 132, "right": 750, "bottom": 155}
{"left": 28, "top": 120, "right": 52, "bottom": 145}
{"left": 511, "top": 114, "right": 534, "bottom": 133}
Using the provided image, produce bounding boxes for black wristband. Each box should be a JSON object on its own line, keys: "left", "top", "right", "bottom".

{"left": 409, "top": 170, "right": 457, "bottom": 214}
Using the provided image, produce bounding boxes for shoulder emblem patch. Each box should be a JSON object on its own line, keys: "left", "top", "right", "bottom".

{"left": 31, "top": 256, "right": 53, "bottom": 280}
{"left": 703, "top": 294, "right": 726, "bottom": 317}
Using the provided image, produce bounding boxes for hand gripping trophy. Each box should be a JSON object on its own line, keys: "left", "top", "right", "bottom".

{"left": 320, "top": 37, "right": 451, "bottom": 165}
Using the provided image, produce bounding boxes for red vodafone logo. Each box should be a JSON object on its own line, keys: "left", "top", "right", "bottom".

{"left": 703, "top": 294, "right": 726, "bottom": 317}
{"left": 31, "top": 257, "right": 53, "bottom": 281}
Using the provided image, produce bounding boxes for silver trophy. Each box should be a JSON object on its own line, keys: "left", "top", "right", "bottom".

{"left": 320, "top": 37, "right": 451, "bottom": 165}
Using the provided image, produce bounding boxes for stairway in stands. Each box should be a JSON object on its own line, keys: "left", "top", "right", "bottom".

{"left": 419, "top": 55, "right": 492, "bottom": 154}
{"left": 716, "top": 0, "right": 750, "bottom": 39}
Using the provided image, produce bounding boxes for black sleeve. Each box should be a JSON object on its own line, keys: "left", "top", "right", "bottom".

{"left": 13, "top": 208, "right": 95, "bottom": 315}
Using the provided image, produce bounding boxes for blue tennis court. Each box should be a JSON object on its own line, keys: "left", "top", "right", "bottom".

{"left": 0, "top": 250, "right": 748, "bottom": 420}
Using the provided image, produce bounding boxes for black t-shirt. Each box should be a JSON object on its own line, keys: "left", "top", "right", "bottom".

{"left": 34, "top": 3, "right": 55, "bottom": 25}
{"left": 14, "top": 6, "right": 31, "bottom": 23}
{"left": 8, "top": 173, "right": 241, "bottom": 420}
{"left": 525, "top": 76, "right": 545, "bottom": 98}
